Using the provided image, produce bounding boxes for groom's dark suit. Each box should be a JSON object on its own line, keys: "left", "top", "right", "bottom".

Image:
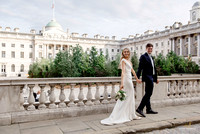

{"left": 137, "top": 52, "right": 157, "bottom": 111}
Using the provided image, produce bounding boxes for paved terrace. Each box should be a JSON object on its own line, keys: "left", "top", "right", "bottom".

{"left": 1, "top": 103, "right": 200, "bottom": 134}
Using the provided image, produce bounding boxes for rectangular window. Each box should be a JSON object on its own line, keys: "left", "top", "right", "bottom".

{"left": 48, "top": 53, "right": 52, "bottom": 58}
{"left": 20, "top": 52, "right": 24, "bottom": 58}
{"left": 56, "top": 46, "right": 59, "bottom": 50}
{"left": 112, "top": 57, "right": 114, "bottom": 60}
{"left": 186, "top": 38, "right": 188, "bottom": 42}
{"left": 178, "top": 39, "right": 180, "bottom": 43}
{"left": 195, "top": 36, "right": 197, "bottom": 41}
{"left": 29, "top": 52, "right": 32, "bottom": 58}
{"left": 168, "top": 41, "right": 170, "bottom": 45}
{"left": 161, "top": 42, "right": 164, "bottom": 46}
{"left": 131, "top": 47, "right": 133, "bottom": 51}
{"left": 49, "top": 46, "right": 51, "bottom": 49}
{"left": 39, "top": 45, "right": 42, "bottom": 48}
{"left": 156, "top": 43, "right": 158, "bottom": 47}
{"left": 140, "top": 46, "right": 142, "bottom": 50}
{"left": 2, "top": 43, "right": 6, "bottom": 47}
{"left": 112, "top": 49, "right": 114, "bottom": 52}
{"left": 1, "top": 65, "right": 6, "bottom": 72}
{"left": 11, "top": 51, "right": 15, "bottom": 58}
{"left": 29, "top": 45, "right": 33, "bottom": 48}
{"left": 21, "top": 44, "right": 24, "bottom": 48}
{"left": 2, "top": 51, "right": 6, "bottom": 58}
{"left": 39, "top": 52, "right": 42, "bottom": 58}
{"left": 11, "top": 44, "right": 15, "bottom": 47}
{"left": 87, "top": 48, "right": 89, "bottom": 51}
{"left": 117, "top": 49, "right": 120, "bottom": 52}
{"left": 136, "top": 47, "right": 138, "bottom": 50}
{"left": 100, "top": 48, "right": 102, "bottom": 52}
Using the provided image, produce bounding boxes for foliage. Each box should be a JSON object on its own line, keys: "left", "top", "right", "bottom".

{"left": 28, "top": 45, "right": 200, "bottom": 78}
{"left": 131, "top": 51, "right": 139, "bottom": 71}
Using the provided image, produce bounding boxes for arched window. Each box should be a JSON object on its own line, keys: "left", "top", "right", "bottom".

{"left": 11, "top": 64, "right": 15, "bottom": 72}
{"left": 20, "top": 64, "right": 24, "bottom": 72}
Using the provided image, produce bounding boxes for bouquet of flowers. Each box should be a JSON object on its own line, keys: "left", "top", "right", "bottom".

{"left": 115, "top": 90, "right": 127, "bottom": 101}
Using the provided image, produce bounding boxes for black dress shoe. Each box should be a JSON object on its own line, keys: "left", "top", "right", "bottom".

{"left": 146, "top": 109, "right": 158, "bottom": 114}
{"left": 136, "top": 109, "right": 146, "bottom": 117}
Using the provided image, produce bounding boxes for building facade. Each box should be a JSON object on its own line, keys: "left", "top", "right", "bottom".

{"left": 0, "top": 1, "right": 200, "bottom": 77}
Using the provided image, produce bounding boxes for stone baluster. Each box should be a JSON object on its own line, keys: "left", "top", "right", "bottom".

{"left": 19, "top": 86, "right": 25, "bottom": 110}
{"left": 193, "top": 81, "right": 198, "bottom": 97}
{"left": 68, "top": 84, "right": 76, "bottom": 107}
{"left": 182, "top": 80, "right": 187, "bottom": 98}
{"left": 174, "top": 81, "right": 179, "bottom": 98}
{"left": 77, "top": 84, "right": 85, "bottom": 106}
{"left": 27, "top": 84, "right": 35, "bottom": 111}
{"left": 198, "top": 80, "right": 200, "bottom": 96}
{"left": 85, "top": 83, "right": 93, "bottom": 106}
{"left": 38, "top": 84, "right": 46, "bottom": 109}
{"left": 59, "top": 84, "right": 66, "bottom": 108}
{"left": 169, "top": 81, "right": 175, "bottom": 99}
{"left": 187, "top": 81, "right": 192, "bottom": 98}
{"left": 176, "top": 80, "right": 181, "bottom": 98}
{"left": 49, "top": 84, "right": 57, "bottom": 109}
{"left": 167, "top": 81, "right": 171, "bottom": 98}
{"left": 179, "top": 81, "right": 184, "bottom": 98}
{"left": 110, "top": 83, "right": 116, "bottom": 103}
{"left": 94, "top": 83, "right": 100, "bottom": 105}
{"left": 102, "top": 83, "right": 109, "bottom": 104}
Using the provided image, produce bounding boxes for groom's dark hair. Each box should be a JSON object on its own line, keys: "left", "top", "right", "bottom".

{"left": 146, "top": 43, "right": 153, "bottom": 48}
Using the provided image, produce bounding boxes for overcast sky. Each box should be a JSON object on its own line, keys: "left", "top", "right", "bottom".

{"left": 0, "top": 0, "right": 198, "bottom": 39}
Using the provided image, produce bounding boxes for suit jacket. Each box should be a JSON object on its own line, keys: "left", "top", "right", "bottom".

{"left": 136, "top": 52, "right": 157, "bottom": 82}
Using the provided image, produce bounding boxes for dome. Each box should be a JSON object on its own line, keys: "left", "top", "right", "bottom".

{"left": 45, "top": 19, "right": 63, "bottom": 31}
{"left": 193, "top": 1, "right": 200, "bottom": 8}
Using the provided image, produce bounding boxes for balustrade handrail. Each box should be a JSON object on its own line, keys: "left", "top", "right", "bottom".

{"left": 0, "top": 75, "right": 200, "bottom": 86}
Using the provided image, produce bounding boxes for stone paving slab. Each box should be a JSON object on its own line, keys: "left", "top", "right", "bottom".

{"left": 0, "top": 103, "right": 200, "bottom": 134}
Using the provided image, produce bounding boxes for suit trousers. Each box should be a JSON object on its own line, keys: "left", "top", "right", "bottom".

{"left": 138, "top": 79, "right": 154, "bottom": 111}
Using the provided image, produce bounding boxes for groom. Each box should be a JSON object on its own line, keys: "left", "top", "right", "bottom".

{"left": 136, "top": 43, "right": 159, "bottom": 117}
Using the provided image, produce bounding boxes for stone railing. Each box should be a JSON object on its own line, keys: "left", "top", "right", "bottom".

{"left": 0, "top": 75, "right": 199, "bottom": 125}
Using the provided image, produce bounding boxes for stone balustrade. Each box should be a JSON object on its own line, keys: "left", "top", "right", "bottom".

{"left": 0, "top": 75, "right": 199, "bottom": 125}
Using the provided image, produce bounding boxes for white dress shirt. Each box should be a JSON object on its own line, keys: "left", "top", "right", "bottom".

{"left": 148, "top": 53, "right": 155, "bottom": 75}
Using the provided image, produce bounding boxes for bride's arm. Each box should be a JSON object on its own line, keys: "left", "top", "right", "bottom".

{"left": 120, "top": 61, "right": 126, "bottom": 90}
{"left": 131, "top": 68, "right": 142, "bottom": 83}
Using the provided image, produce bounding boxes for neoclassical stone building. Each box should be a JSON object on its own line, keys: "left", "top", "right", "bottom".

{"left": 0, "top": 1, "right": 200, "bottom": 77}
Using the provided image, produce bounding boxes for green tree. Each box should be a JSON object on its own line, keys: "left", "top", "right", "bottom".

{"left": 131, "top": 51, "right": 139, "bottom": 71}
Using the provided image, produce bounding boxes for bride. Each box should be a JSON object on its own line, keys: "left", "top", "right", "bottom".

{"left": 101, "top": 48, "right": 142, "bottom": 125}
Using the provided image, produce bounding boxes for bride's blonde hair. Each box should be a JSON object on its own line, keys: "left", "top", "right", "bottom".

{"left": 118, "top": 48, "right": 131, "bottom": 69}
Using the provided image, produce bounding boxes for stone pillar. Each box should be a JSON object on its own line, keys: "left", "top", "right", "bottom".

{"left": 172, "top": 38, "right": 175, "bottom": 52}
{"left": 180, "top": 37, "right": 182, "bottom": 56}
{"left": 198, "top": 34, "right": 200, "bottom": 57}
{"left": 43, "top": 44, "right": 47, "bottom": 58}
{"left": 188, "top": 36, "right": 191, "bottom": 56}
{"left": 46, "top": 44, "right": 48, "bottom": 59}
{"left": 53, "top": 44, "right": 56, "bottom": 58}
{"left": 61, "top": 45, "right": 63, "bottom": 51}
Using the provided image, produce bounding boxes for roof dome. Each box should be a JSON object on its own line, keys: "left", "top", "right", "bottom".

{"left": 45, "top": 19, "right": 63, "bottom": 31}
{"left": 193, "top": 1, "right": 200, "bottom": 8}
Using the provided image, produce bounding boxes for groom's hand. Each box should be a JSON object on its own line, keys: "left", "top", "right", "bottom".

{"left": 156, "top": 80, "right": 159, "bottom": 84}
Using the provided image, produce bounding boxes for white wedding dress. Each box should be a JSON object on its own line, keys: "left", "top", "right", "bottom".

{"left": 101, "top": 58, "right": 140, "bottom": 125}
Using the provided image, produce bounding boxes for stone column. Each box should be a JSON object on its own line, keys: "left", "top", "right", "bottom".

{"left": 172, "top": 38, "right": 175, "bottom": 52}
{"left": 61, "top": 45, "right": 63, "bottom": 51}
{"left": 53, "top": 44, "right": 56, "bottom": 58}
{"left": 46, "top": 44, "right": 48, "bottom": 59}
{"left": 43, "top": 44, "right": 47, "bottom": 58}
{"left": 198, "top": 34, "right": 200, "bottom": 57}
{"left": 188, "top": 35, "right": 191, "bottom": 56}
{"left": 180, "top": 37, "right": 182, "bottom": 56}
